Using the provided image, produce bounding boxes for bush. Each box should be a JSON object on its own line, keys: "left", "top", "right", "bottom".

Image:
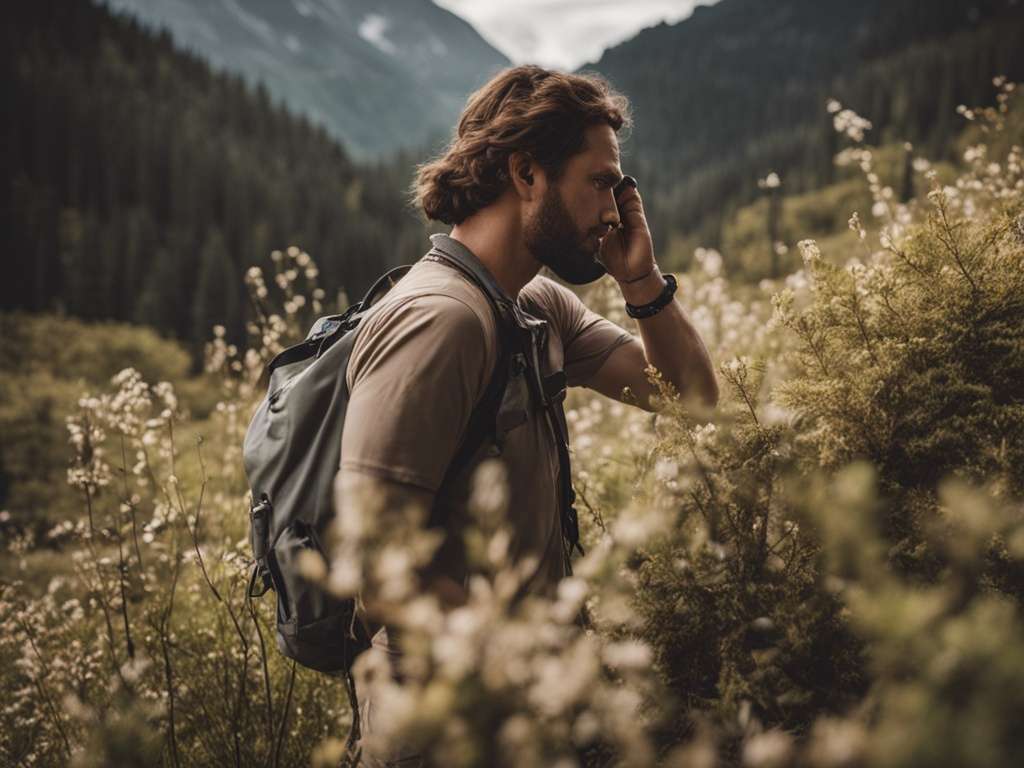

{"left": 0, "top": 314, "right": 200, "bottom": 543}
{"left": 2, "top": 82, "right": 1023, "bottom": 768}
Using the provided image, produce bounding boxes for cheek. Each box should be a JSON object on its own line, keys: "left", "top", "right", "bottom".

{"left": 568, "top": 190, "right": 598, "bottom": 229}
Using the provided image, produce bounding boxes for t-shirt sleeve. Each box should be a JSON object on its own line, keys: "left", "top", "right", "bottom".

{"left": 528, "top": 276, "right": 635, "bottom": 387}
{"left": 340, "top": 293, "right": 493, "bottom": 492}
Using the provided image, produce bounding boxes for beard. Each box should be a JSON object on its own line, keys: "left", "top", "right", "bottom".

{"left": 523, "top": 184, "right": 607, "bottom": 285}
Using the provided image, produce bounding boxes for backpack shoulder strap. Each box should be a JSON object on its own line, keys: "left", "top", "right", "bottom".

{"left": 424, "top": 235, "right": 520, "bottom": 494}
{"left": 426, "top": 235, "right": 585, "bottom": 569}
{"left": 426, "top": 233, "right": 514, "bottom": 310}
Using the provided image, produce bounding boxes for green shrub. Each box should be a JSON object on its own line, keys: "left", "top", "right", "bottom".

{"left": 0, "top": 314, "right": 221, "bottom": 543}
{"left": 3, "top": 82, "right": 1023, "bottom": 768}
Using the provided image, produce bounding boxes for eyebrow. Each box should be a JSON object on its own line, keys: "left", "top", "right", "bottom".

{"left": 593, "top": 168, "right": 624, "bottom": 185}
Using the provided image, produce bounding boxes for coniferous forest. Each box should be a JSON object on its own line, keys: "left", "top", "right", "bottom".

{"left": 3, "top": 0, "right": 1021, "bottom": 362}
{"left": 589, "top": 0, "right": 1024, "bottom": 250}
{"left": 1, "top": 0, "right": 430, "bottom": 365}
{"left": 2, "top": 1, "right": 1024, "bottom": 766}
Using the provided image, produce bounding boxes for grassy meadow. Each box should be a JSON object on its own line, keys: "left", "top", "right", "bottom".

{"left": 1, "top": 84, "right": 1023, "bottom": 767}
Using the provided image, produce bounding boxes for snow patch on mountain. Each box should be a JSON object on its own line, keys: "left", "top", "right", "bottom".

{"left": 358, "top": 14, "right": 396, "bottom": 55}
{"left": 428, "top": 35, "right": 447, "bottom": 56}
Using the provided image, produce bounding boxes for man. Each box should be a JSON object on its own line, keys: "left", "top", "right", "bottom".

{"left": 335, "top": 64, "right": 717, "bottom": 766}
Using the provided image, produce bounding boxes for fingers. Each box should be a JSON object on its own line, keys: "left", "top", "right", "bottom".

{"left": 613, "top": 175, "right": 638, "bottom": 196}
{"left": 615, "top": 179, "right": 643, "bottom": 220}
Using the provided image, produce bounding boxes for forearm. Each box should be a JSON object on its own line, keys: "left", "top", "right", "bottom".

{"left": 619, "top": 266, "right": 718, "bottom": 408}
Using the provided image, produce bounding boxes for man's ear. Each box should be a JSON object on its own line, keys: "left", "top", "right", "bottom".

{"left": 508, "top": 151, "right": 538, "bottom": 200}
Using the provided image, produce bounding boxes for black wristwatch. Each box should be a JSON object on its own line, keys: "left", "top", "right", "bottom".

{"left": 625, "top": 273, "right": 677, "bottom": 319}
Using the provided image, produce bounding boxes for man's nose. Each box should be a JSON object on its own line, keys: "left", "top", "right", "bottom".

{"left": 599, "top": 211, "right": 619, "bottom": 231}
{"left": 601, "top": 193, "right": 621, "bottom": 229}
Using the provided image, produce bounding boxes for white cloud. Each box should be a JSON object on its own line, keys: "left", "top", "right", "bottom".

{"left": 433, "top": 0, "right": 713, "bottom": 70}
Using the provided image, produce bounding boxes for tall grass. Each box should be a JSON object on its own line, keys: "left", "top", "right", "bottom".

{"left": 1, "top": 80, "right": 1021, "bottom": 767}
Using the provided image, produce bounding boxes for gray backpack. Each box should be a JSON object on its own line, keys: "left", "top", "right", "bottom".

{"left": 241, "top": 235, "right": 583, "bottom": 746}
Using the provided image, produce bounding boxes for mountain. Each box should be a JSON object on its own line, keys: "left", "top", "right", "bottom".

{"left": 100, "top": 0, "right": 512, "bottom": 160}
{"left": 575, "top": 0, "right": 1024, "bottom": 252}
{"left": 2, "top": 0, "right": 433, "bottom": 365}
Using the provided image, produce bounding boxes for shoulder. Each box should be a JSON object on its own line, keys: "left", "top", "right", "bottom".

{"left": 518, "top": 274, "right": 590, "bottom": 340}
{"left": 360, "top": 260, "right": 498, "bottom": 339}
{"left": 518, "top": 274, "right": 581, "bottom": 313}
{"left": 388, "top": 260, "right": 496, "bottom": 329}
{"left": 346, "top": 262, "right": 498, "bottom": 388}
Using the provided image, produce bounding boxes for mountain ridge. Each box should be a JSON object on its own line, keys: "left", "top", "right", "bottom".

{"left": 573, "top": 0, "right": 1024, "bottom": 249}
{"left": 100, "top": 0, "right": 512, "bottom": 160}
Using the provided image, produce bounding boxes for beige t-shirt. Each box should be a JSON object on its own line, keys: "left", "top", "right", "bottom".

{"left": 339, "top": 244, "right": 634, "bottom": 598}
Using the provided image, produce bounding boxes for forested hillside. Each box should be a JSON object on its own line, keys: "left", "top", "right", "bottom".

{"left": 583, "top": 0, "right": 1024, "bottom": 249}
{"left": 3, "top": 0, "right": 1021, "bottom": 368}
{"left": 1, "top": 0, "right": 428, "bottom": 366}
{"left": 101, "top": 0, "right": 512, "bottom": 159}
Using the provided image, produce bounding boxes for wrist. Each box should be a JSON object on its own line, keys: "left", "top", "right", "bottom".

{"left": 618, "top": 266, "right": 665, "bottom": 305}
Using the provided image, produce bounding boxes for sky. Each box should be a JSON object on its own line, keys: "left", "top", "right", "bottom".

{"left": 432, "top": 0, "right": 714, "bottom": 72}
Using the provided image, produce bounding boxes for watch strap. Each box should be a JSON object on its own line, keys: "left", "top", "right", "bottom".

{"left": 625, "top": 273, "right": 678, "bottom": 319}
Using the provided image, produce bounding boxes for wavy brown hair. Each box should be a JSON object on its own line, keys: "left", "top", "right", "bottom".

{"left": 409, "top": 65, "right": 632, "bottom": 225}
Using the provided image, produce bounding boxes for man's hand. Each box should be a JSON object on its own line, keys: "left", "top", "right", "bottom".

{"left": 598, "top": 175, "right": 658, "bottom": 295}
{"left": 586, "top": 176, "right": 719, "bottom": 411}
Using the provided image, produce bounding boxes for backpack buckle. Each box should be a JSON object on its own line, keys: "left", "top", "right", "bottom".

{"left": 542, "top": 371, "right": 567, "bottom": 405}
{"left": 247, "top": 562, "right": 274, "bottom": 598}
{"left": 247, "top": 494, "right": 275, "bottom": 597}
{"left": 565, "top": 504, "right": 585, "bottom": 557}
{"left": 250, "top": 494, "right": 272, "bottom": 563}
{"left": 495, "top": 352, "right": 530, "bottom": 445}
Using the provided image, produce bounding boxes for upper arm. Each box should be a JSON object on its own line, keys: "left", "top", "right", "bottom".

{"left": 524, "top": 276, "right": 645, "bottom": 404}
{"left": 340, "top": 293, "right": 493, "bottom": 492}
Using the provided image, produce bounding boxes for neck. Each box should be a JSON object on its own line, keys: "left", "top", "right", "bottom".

{"left": 448, "top": 206, "right": 540, "bottom": 299}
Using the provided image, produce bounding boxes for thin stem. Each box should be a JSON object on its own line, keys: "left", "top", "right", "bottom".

{"left": 187, "top": 438, "right": 222, "bottom": 601}
{"left": 888, "top": 242, "right": 930, "bottom": 280}
{"left": 272, "top": 661, "right": 298, "bottom": 768}
{"left": 120, "top": 435, "right": 144, "bottom": 568}
{"left": 14, "top": 611, "right": 73, "bottom": 760}
{"left": 81, "top": 482, "right": 121, "bottom": 673}
{"left": 246, "top": 592, "right": 275, "bottom": 748}
{"left": 159, "top": 539, "right": 183, "bottom": 768}
{"left": 756, "top": 478, "right": 773, "bottom": 567}
{"left": 110, "top": 444, "right": 135, "bottom": 659}
{"left": 847, "top": 291, "right": 880, "bottom": 367}
{"left": 575, "top": 484, "right": 607, "bottom": 534}
{"left": 730, "top": 373, "right": 762, "bottom": 430}
{"left": 231, "top": 645, "right": 250, "bottom": 768}
{"left": 934, "top": 194, "right": 979, "bottom": 295}
{"left": 116, "top": 552, "right": 135, "bottom": 660}
{"left": 795, "top": 318, "right": 831, "bottom": 379}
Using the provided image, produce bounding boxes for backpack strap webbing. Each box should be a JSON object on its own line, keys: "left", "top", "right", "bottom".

{"left": 426, "top": 235, "right": 584, "bottom": 569}
{"left": 424, "top": 237, "right": 519, "bottom": 492}
{"left": 427, "top": 233, "right": 514, "bottom": 311}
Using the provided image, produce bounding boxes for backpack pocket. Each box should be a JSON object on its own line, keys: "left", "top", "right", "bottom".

{"left": 266, "top": 520, "right": 370, "bottom": 673}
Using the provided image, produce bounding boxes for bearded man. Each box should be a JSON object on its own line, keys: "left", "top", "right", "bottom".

{"left": 335, "top": 64, "right": 718, "bottom": 767}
